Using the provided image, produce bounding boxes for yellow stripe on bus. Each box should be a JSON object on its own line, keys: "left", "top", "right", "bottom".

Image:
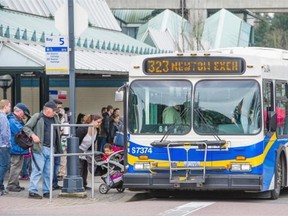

{"left": 127, "top": 133, "right": 276, "bottom": 168}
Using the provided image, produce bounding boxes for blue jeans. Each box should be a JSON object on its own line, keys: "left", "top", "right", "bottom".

{"left": 98, "top": 136, "right": 107, "bottom": 152}
{"left": 21, "top": 156, "right": 31, "bottom": 177}
{"left": 0, "top": 147, "right": 10, "bottom": 190}
{"left": 29, "top": 146, "right": 51, "bottom": 194}
{"left": 53, "top": 156, "right": 61, "bottom": 188}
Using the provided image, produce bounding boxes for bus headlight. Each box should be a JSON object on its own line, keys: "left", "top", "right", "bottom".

{"left": 134, "top": 162, "right": 151, "bottom": 170}
{"left": 230, "top": 163, "right": 251, "bottom": 172}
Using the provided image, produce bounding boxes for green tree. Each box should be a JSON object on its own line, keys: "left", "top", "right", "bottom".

{"left": 271, "top": 13, "right": 288, "bottom": 31}
{"left": 254, "top": 13, "right": 288, "bottom": 49}
{"left": 254, "top": 13, "right": 272, "bottom": 47}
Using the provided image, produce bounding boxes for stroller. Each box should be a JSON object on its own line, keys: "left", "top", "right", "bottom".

{"left": 87, "top": 149, "right": 125, "bottom": 194}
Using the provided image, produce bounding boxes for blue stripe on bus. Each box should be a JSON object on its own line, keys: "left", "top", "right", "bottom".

{"left": 127, "top": 136, "right": 285, "bottom": 191}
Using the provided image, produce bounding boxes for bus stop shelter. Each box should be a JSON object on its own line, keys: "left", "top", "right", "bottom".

{"left": 0, "top": 37, "right": 131, "bottom": 109}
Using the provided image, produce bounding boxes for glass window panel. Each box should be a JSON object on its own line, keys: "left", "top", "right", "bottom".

{"left": 194, "top": 80, "right": 261, "bottom": 135}
{"left": 128, "top": 80, "right": 192, "bottom": 135}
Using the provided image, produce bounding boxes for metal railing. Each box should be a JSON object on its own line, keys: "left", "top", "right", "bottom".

{"left": 49, "top": 123, "right": 97, "bottom": 202}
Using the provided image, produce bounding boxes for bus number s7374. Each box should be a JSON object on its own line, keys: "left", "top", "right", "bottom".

{"left": 131, "top": 147, "right": 153, "bottom": 154}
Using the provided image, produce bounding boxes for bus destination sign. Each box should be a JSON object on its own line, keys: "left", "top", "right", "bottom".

{"left": 143, "top": 56, "right": 246, "bottom": 75}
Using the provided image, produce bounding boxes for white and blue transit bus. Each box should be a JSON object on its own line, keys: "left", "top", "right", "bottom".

{"left": 118, "top": 47, "right": 288, "bottom": 199}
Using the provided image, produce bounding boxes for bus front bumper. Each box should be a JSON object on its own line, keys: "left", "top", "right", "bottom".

{"left": 123, "top": 173, "right": 262, "bottom": 191}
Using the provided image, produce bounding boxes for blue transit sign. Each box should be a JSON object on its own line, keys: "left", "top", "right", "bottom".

{"left": 45, "top": 36, "right": 69, "bottom": 75}
{"left": 45, "top": 47, "right": 68, "bottom": 52}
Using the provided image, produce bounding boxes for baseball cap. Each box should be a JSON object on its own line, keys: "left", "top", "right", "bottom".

{"left": 44, "top": 101, "right": 57, "bottom": 111}
{"left": 15, "top": 103, "right": 30, "bottom": 118}
{"left": 53, "top": 99, "right": 63, "bottom": 105}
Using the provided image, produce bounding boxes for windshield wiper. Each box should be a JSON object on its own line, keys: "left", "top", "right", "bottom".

{"left": 159, "top": 106, "right": 189, "bottom": 142}
{"left": 194, "top": 107, "right": 221, "bottom": 141}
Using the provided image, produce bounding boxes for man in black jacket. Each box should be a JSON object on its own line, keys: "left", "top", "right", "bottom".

{"left": 98, "top": 105, "right": 113, "bottom": 152}
{"left": 23, "top": 101, "right": 63, "bottom": 199}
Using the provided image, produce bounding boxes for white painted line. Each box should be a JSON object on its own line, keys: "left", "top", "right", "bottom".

{"left": 158, "top": 202, "right": 214, "bottom": 216}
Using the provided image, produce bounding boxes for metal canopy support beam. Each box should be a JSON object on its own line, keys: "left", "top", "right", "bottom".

{"left": 11, "top": 74, "right": 21, "bottom": 106}
{"left": 0, "top": 67, "right": 44, "bottom": 74}
{"left": 39, "top": 74, "right": 49, "bottom": 111}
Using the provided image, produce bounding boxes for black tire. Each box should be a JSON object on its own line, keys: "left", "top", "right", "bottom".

{"left": 116, "top": 188, "right": 125, "bottom": 193}
{"left": 99, "top": 184, "right": 109, "bottom": 194}
{"left": 270, "top": 156, "right": 283, "bottom": 200}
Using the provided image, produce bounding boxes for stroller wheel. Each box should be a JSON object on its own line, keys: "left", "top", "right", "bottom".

{"left": 116, "top": 188, "right": 125, "bottom": 193}
{"left": 99, "top": 184, "right": 109, "bottom": 194}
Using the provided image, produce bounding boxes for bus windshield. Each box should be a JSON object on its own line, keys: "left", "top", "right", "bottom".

{"left": 194, "top": 80, "right": 261, "bottom": 135}
{"left": 128, "top": 79, "right": 261, "bottom": 135}
{"left": 128, "top": 80, "right": 192, "bottom": 134}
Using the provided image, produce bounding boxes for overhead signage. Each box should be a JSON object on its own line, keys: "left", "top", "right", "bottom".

{"left": 45, "top": 36, "right": 69, "bottom": 75}
{"left": 143, "top": 56, "right": 246, "bottom": 75}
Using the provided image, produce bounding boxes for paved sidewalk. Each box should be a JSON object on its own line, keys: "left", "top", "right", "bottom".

{"left": 0, "top": 174, "right": 138, "bottom": 215}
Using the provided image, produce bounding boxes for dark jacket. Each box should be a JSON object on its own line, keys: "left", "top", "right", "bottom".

{"left": 23, "top": 112, "right": 62, "bottom": 154}
{"left": 7, "top": 113, "right": 28, "bottom": 155}
{"left": 76, "top": 126, "right": 89, "bottom": 145}
{"left": 100, "top": 112, "right": 110, "bottom": 137}
{"left": 107, "top": 120, "right": 118, "bottom": 144}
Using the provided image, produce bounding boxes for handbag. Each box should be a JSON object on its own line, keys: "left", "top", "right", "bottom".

{"left": 14, "top": 130, "right": 33, "bottom": 150}
{"left": 113, "top": 131, "right": 124, "bottom": 146}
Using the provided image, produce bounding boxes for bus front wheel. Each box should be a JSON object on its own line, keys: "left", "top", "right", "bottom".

{"left": 270, "top": 155, "right": 283, "bottom": 200}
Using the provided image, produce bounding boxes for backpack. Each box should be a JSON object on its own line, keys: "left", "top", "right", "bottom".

{"left": 14, "top": 131, "right": 33, "bottom": 150}
{"left": 14, "top": 113, "right": 42, "bottom": 150}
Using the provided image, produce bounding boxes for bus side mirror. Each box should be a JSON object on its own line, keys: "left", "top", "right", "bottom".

{"left": 285, "top": 83, "right": 288, "bottom": 98}
{"left": 115, "top": 91, "right": 123, "bottom": 102}
{"left": 267, "top": 111, "right": 277, "bottom": 132}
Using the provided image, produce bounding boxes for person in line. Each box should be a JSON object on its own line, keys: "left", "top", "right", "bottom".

{"left": 113, "top": 108, "right": 124, "bottom": 132}
{"left": 76, "top": 113, "right": 86, "bottom": 125}
{"left": 52, "top": 99, "right": 63, "bottom": 190}
{"left": 57, "top": 109, "right": 70, "bottom": 182}
{"left": 0, "top": 99, "right": 11, "bottom": 196}
{"left": 98, "top": 105, "right": 113, "bottom": 152}
{"left": 64, "top": 107, "right": 70, "bottom": 123}
{"left": 23, "top": 101, "right": 62, "bottom": 199}
{"left": 76, "top": 114, "right": 102, "bottom": 190}
{"left": 101, "top": 107, "right": 107, "bottom": 115}
{"left": 6, "top": 103, "right": 31, "bottom": 192}
{"left": 107, "top": 114, "right": 121, "bottom": 144}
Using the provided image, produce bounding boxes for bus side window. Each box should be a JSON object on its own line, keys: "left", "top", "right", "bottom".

{"left": 282, "top": 102, "right": 288, "bottom": 135}
{"left": 263, "top": 80, "right": 273, "bottom": 134}
{"left": 275, "top": 81, "right": 288, "bottom": 136}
